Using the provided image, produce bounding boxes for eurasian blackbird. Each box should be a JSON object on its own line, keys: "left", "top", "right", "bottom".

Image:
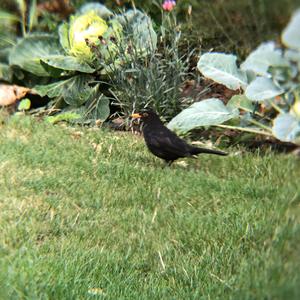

{"left": 131, "top": 110, "right": 228, "bottom": 165}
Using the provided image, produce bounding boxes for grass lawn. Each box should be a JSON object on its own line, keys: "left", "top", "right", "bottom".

{"left": 0, "top": 114, "right": 299, "bottom": 299}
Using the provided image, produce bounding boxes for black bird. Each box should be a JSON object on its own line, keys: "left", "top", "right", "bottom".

{"left": 131, "top": 110, "right": 228, "bottom": 166}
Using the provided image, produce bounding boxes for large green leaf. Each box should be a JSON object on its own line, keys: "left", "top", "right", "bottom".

{"left": 227, "top": 95, "right": 254, "bottom": 111}
{"left": 46, "top": 111, "right": 82, "bottom": 124}
{"left": 272, "top": 113, "right": 300, "bottom": 144}
{"left": 197, "top": 53, "right": 248, "bottom": 90}
{"left": 115, "top": 10, "right": 157, "bottom": 53}
{"left": 0, "top": 63, "right": 13, "bottom": 81}
{"left": 115, "top": 10, "right": 139, "bottom": 25}
{"left": 0, "top": 10, "right": 19, "bottom": 23}
{"left": 34, "top": 80, "right": 63, "bottom": 98}
{"left": 18, "top": 98, "right": 31, "bottom": 111}
{"left": 58, "top": 22, "right": 70, "bottom": 53}
{"left": 245, "top": 77, "right": 284, "bottom": 101}
{"left": 79, "top": 2, "right": 113, "bottom": 19}
{"left": 167, "top": 98, "right": 239, "bottom": 134}
{"left": 41, "top": 55, "right": 95, "bottom": 73}
{"left": 284, "top": 49, "right": 300, "bottom": 71}
{"left": 87, "top": 94, "right": 110, "bottom": 121}
{"left": 131, "top": 12, "right": 157, "bottom": 53}
{"left": 284, "top": 49, "right": 300, "bottom": 62}
{"left": 62, "top": 75, "right": 95, "bottom": 106}
{"left": 9, "top": 34, "right": 63, "bottom": 76}
{"left": 241, "top": 42, "right": 290, "bottom": 77}
{"left": 34, "top": 75, "right": 94, "bottom": 107}
{"left": 282, "top": 9, "right": 300, "bottom": 51}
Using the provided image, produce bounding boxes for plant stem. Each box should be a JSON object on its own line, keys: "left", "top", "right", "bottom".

{"left": 270, "top": 100, "right": 285, "bottom": 114}
{"left": 248, "top": 119, "right": 272, "bottom": 132}
{"left": 214, "top": 124, "right": 273, "bottom": 136}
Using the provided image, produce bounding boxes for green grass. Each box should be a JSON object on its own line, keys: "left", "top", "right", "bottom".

{"left": 0, "top": 114, "right": 299, "bottom": 300}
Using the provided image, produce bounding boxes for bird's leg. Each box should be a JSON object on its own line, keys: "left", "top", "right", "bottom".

{"left": 163, "top": 160, "right": 174, "bottom": 167}
{"left": 168, "top": 160, "right": 174, "bottom": 166}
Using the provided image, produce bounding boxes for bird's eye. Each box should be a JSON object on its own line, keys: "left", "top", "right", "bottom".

{"left": 143, "top": 112, "right": 148, "bottom": 117}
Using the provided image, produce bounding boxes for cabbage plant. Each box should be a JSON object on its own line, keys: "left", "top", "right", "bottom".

{"left": 0, "top": 2, "right": 157, "bottom": 123}
{"left": 68, "top": 11, "right": 109, "bottom": 60}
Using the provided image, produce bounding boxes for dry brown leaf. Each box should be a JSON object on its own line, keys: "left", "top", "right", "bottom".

{"left": 0, "top": 84, "right": 31, "bottom": 106}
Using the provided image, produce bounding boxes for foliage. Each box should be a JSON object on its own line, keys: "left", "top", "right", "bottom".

{"left": 1, "top": 0, "right": 300, "bottom": 146}
{"left": 17, "top": 97, "right": 31, "bottom": 110}
{"left": 168, "top": 98, "right": 239, "bottom": 133}
{"left": 65, "top": 10, "right": 109, "bottom": 61}
{"left": 0, "top": 1, "right": 194, "bottom": 122}
{"left": 197, "top": 53, "right": 248, "bottom": 90}
{"left": 0, "top": 2, "right": 157, "bottom": 122}
{"left": 169, "top": 9, "right": 300, "bottom": 145}
{"left": 79, "top": 0, "right": 297, "bottom": 57}
{"left": 103, "top": 11, "right": 192, "bottom": 119}
{"left": 45, "top": 111, "right": 82, "bottom": 124}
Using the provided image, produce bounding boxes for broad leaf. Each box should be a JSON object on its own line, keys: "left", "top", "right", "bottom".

{"left": 241, "top": 42, "right": 289, "bottom": 77}
{"left": 62, "top": 75, "right": 94, "bottom": 106}
{"left": 39, "top": 60, "right": 63, "bottom": 77}
{"left": 272, "top": 113, "right": 300, "bottom": 143}
{"left": 115, "top": 10, "right": 141, "bottom": 25}
{"left": 284, "top": 49, "right": 300, "bottom": 71}
{"left": 130, "top": 12, "right": 157, "bottom": 53}
{"left": 79, "top": 2, "right": 113, "bottom": 18}
{"left": 18, "top": 98, "right": 31, "bottom": 110}
{"left": 245, "top": 77, "right": 284, "bottom": 101}
{"left": 284, "top": 49, "right": 300, "bottom": 63}
{"left": 58, "top": 22, "right": 70, "bottom": 53}
{"left": 0, "top": 63, "right": 13, "bottom": 81}
{"left": 46, "top": 112, "right": 82, "bottom": 124}
{"left": 167, "top": 98, "right": 239, "bottom": 134}
{"left": 89, "top": 94, "right": 110, "bottom": 121}
{"left": 41, "top": 55, "right": 95, "bottom": 73}
{"left": 282, "top": 9, "right": 300, "bottom": 51}
{"left": 197, "top": 53, "right": 248, "bottom": 90}
{"left": 0, "top": 10, "right": 19, "bottom": 23}
{"left": 34, "top": 80, "right": 63, "bottom": 98}
{"left": 34, "top": 75, "right": 94, "bottom": 107}
{"left": 115, "top": 10, "right": 157, "bottom": 53}
{"left": 9, "top": 34, "right": 63, "bottom": 76}
{"left": 227, "top": 95, "right": 254, "bottom": 111}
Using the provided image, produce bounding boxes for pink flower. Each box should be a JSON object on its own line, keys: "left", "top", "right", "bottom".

{"left": 162, "top": 0, "right": 176, "bottom": 12}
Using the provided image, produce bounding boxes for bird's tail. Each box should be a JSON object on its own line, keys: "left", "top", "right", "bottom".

{"left": 191, "top": 147, "right": 228, "bottom": 156}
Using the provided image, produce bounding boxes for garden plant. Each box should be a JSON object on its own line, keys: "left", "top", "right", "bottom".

{"left": 0, "top": 1, "right": 299, "bottom": 299}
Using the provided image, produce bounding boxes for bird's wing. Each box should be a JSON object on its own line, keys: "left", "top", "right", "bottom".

{"left": 146, "top": 130, "right": 191, "bottom": 158}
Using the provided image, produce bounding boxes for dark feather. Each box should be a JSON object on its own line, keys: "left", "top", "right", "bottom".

{"left": 133, "top": 110, "right": 228, "bottom": 165}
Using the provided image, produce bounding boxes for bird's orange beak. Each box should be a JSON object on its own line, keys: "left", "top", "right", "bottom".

{"left": 131, "top": 113, "right": 142, "bottom": 119}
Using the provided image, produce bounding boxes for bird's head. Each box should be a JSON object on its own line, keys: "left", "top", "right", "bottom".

{"left": 131, "top": 109, "right": 160, "bottom": 123}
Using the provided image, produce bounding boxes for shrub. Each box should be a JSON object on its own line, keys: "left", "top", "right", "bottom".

{"left": 168, "top": 9, "right": 300, "bottom": 145}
